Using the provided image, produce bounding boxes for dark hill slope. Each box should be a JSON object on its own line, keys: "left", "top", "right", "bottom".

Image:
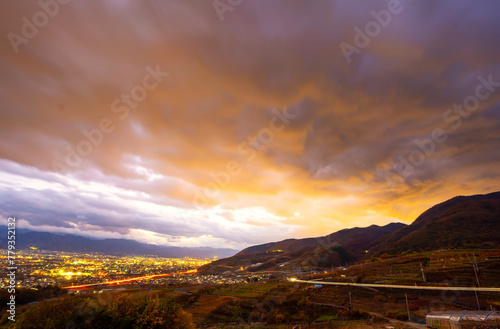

{"left": 372, "top": 191, "right": 500, "bottom": 255}
{"left": 326, "top": 222, "right": 406, "bottom": 256}
{"left": 199, "top": 223, "right": 405, "bottom": 274}
{"left": 200, "top": 191, "right": 500, "bottom": 274}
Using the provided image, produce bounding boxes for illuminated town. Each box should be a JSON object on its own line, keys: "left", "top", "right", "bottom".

{"left": 0, "top": 249, "right": 267, "bottom": 291}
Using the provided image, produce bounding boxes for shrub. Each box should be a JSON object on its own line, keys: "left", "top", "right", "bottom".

{"left": 15, "top": 293, "right": 194, "bottom": 329}
{"left": 384, "top": 309, "right": 409, "bottom": 321}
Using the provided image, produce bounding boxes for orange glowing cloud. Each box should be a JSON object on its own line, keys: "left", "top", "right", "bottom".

{"left": 0, "top": 1, "right": 499, "bottom": 249}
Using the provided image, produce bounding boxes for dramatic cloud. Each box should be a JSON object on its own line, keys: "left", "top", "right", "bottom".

{"left": 1, "top": 0, "right": 499, "bottom": 248}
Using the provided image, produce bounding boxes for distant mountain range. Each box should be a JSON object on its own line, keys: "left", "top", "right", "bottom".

{"left": 2, "top": 191, "right": 499, "bottom": 264}
{"left": 0, "top": 228, "right": 237, "bottom": 259}
{"left": 200, "top": 191, "right": 500, "bottom": 274}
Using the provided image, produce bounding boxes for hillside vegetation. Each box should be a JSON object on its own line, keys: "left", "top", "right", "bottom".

{"left": 201, "top": 191, "right": 500, "bottom": 274}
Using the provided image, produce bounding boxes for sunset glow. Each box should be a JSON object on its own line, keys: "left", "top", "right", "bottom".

{"left": 1, "top": 1, "right": 499, "bottom": 250}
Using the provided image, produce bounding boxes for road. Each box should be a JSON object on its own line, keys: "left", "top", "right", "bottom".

{"left": 64, "top": 269, "right": 197, "bottom": 289}
{"left": 289, "top": 278, "right": 500, "bottom": 292}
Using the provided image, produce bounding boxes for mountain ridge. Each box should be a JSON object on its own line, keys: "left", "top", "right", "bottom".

{"left": 370, "top": 191, "right": 500, "bottom": 255}
{"left": 199, "top": 222, "right": 406, "bottom": 274}
{"left": 3, "top": 192, "right": 499, "bottom": 263}
{"left": 200, "top": 191, "right": 500, "bottom": 274}
{"left": 0, "top": 228, "right": 237, "bottom": 258}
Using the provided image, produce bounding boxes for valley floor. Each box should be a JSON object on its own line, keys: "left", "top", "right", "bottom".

{"left": 2, "top": 250, "right": 500, "bottom": 328}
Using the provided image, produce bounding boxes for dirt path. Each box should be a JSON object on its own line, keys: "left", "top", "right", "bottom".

{"left": 308, "top": 299, "right": 428, "bottom": 329}
{"left": 368, "top": 311, "right": 427, "bottom": 329}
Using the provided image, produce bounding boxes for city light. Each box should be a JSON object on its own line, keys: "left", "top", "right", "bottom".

{"left": 0, "top": 249, "right": 217, "bottom": 290}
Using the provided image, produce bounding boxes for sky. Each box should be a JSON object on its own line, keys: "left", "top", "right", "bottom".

{"left": 1, "top": 0, "right": 500, "bottom": 250}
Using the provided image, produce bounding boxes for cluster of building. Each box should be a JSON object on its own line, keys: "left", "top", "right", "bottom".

{"left": 0, "top": 249, "right": 214, "bottom": 289}
{"left": 100, "top": 272, "right": 271, "bottom": 287}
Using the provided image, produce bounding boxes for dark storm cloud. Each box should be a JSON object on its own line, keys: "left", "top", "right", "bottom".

{"left": 0, "top": 0, "right": 499, "bottom": 246}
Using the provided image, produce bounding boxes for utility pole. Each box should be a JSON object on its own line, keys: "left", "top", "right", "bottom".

{"left": 475, "top": 290, "right": 481, "bottom": 310}
{"left": 473, "top": 253, "right": 480, "bottom": 287}
{"left": 405, "top": 293, "right": 411, "bottom": 322}
{"left": 420, "top": 263, "right": 426, "bottom": 282}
